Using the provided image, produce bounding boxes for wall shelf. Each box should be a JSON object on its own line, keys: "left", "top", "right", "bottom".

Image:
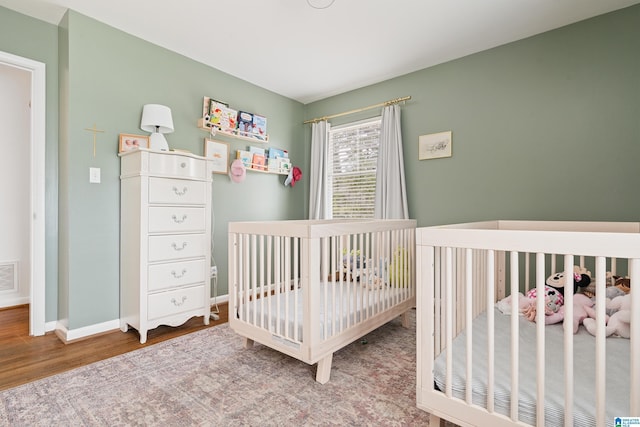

{"left": 197, "top": 118, "right": 269, "bottom": 143}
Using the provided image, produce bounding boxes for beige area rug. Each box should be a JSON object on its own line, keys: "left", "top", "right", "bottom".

{"left": 0, "top": 310, "right": 431, "bottom": 426}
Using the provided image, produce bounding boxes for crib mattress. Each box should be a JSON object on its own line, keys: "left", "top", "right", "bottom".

{"left": 243, "top": 282, "right": 407, "bottom": 342}
{"left": 433, "top": 308, "right": 630, "bottom": 426}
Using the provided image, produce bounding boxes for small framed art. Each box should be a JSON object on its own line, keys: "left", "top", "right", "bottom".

{"left": 119, "top": 134, "right": 149, "bottom": 153}
{"left": 418, "top": 131, "right": 452, "bottom": 160}
{"left": 204, "top": 138, "right": 230, "bottom": 174}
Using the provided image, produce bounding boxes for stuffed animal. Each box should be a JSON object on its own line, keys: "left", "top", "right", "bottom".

{"left": 525, "top": 293, "right": 596, "bottom": 333}
{"left": 546, "top": 268, "right": 591, "bottom": 296}
{"left": 496, "top": 285, "right": 563, "bottom": 316}
{"left": 614, "top": 276, "right": 631, "bottom": 294}
{"left": 583, "top": 293, "right": 631, "bottom": 338}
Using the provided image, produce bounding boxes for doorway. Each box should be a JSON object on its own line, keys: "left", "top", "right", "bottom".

{"left": 0, "top": 51, "right": 46, "bottom": 336}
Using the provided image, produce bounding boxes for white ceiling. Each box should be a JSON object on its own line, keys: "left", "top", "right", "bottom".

{"left": 2, "top": 0, "right": 639, "bottom": 104}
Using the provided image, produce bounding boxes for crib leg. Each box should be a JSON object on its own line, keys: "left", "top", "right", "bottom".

{"left": 428, "top": 414, "right": 443, "bottom": 427}
{"left": 315, "top": 354, "right": 333, "bottom": 384}
{"left": 243, "top": 337, "right": 254, "bottom": 349}
{"left": 400, "top": 311, "right": 410, "bottom": 329}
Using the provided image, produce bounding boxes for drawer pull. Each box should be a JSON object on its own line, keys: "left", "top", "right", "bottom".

{"left": 171, "top": 296, "right": 187, "bottom": 306}
{"left": 172, "top": 214, "right": 188, "bottom": 223}
{"left": 171, "top": 269, "right": 187, "bottom": 278}
{"left": 171, "top": 242, "right": 188, "bottom": 251}
{"left": 172, "top": 186, "right": 188, "bottom": 196}
{"left": 180, "top": 162, "right": 187, "bottom": 168}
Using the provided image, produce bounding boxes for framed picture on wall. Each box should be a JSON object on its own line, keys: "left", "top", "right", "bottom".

{"left": 418, "top": 131, "right": 452, "bottom": 160}
{"left": 119, "top": 134, "right": 149, "bottom": 153}
{"left": 204, "top": 138, "right": 230, "bottom": 174}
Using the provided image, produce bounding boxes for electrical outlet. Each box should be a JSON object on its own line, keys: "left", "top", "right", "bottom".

{"left": 89, "top": 167, "right": 101, "bottom": 183}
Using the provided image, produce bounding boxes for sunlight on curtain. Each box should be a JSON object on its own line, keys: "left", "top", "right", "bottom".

{"left": 309, "top": 120, "right": 329, "bottom": 219}
{"left": 374, "top": 104, "right": 409, "bottom": 219}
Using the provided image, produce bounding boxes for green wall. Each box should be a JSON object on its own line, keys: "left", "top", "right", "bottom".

{"left": 0, "top": 6, "right": 59, "bottom": 323}
{"left": 2, "top": 6, "right": 304, "bottom": 330}
{"left": 304, "top": 4, "right": 640, "bottom": 227}
{"left": 58, "top": 11, "right": 304, "bottom": 329}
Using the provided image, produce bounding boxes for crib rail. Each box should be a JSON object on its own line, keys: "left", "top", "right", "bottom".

{"left": 416, "top": 221, "right": 640, "bottom": 427}
{"left": 229, "top": 219, "right": 416, "bottom": 366}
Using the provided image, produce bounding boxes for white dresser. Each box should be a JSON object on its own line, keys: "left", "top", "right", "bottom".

{"left": 119, "top": 148, "right": 213, "bottom": 343}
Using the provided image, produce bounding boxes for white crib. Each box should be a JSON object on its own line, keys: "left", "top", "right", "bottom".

{"left": 228, "top": 219, "right": 416, "bottom": 383}
{"left": 416, "top": 220, "right": 640, "bottom": 427}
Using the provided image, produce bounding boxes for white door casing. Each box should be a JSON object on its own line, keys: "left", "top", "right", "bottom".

{"left": 0, "top": 50, "right": 46, "bottom": 336}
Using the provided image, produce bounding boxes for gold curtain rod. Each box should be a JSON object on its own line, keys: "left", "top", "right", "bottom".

{"left": 303, "top": 96, "right": 411, "bottom": 124}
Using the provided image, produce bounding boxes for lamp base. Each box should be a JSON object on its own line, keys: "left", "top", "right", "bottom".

{"left": 149, "top": 132, "right": 169, "bottom": 151}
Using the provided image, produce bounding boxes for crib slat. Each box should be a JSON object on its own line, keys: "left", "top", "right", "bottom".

{"left": 510, "top": 251, "right": 520, "bottom": 422}
{"left": 595, "top": 257, "right": 607, "bottom": 427}
{"left": 293, "top": 237, "right": 299, "bottom": 342}
{"left": 464, "top": 248, "right": 473, "bottom": 405}
{"left": 321, "top": 237, "right": 328, "bottom": 340}
{"left": 631, "top": 258, "right": 640, "bottom": 416}
{"left": 275, "top": 236, "right": 281, "bottom": 335}
{"left": 563, "top": 255, "right": 574, "bottom": 427}
{"left": 445, "top": 247, "right": 453, "bottom": 397}
{"left": 535, "top": 252, "right": 545, "bottom": 425}
{"left": 486, "top": 250, "right": 495, "bottom": 414}
{"left": 434, "top": 247, "right": 442, "bottom": 354}
{"left": 266, "top": 235, "right": 272, "bottom": 331}
{"left": 284, "top": 236, "right": 290, "bottom": 339}
{"left": 251, "top": 234, "right": 257, "bottom": 325}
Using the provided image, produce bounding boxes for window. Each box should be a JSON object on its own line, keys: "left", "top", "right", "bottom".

{"left": 327, "top": 118, "right": 381, "bottom": 219}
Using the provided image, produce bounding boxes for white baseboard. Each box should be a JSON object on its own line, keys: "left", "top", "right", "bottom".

{"left": 53, "top": 294, "right": 230, "bottom": 342}
{"left": 55, "top": 318, "right": 121, "bottom": 343}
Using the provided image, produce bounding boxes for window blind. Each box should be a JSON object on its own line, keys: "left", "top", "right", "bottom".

{"left": 328, "top": 118, "right": 381, "bottom": 219}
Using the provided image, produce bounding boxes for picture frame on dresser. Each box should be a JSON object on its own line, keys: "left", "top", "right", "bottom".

{"left": 118, "top": 133, "right": 149, "bottom": 153}
{"left": 204, "top": 138, "right": 230, "bottom": 174}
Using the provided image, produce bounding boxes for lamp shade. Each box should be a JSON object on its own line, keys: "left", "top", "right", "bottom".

{"left": 140, "top": 104, "right": 174, "bottom": 134}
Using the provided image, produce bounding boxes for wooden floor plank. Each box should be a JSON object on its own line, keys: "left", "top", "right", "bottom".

{"left": 0, "top": 303, "right": 228, "bottom": 391}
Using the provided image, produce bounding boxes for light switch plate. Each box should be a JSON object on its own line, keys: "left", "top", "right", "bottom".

{"left": 89, "top": 167, "right": 101, "bottom": 183}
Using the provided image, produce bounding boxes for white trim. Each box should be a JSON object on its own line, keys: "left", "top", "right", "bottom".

{"left": 45, "top": 320, "right": 56, "bottom": 332}
{"left": 0, "top": 50, "right": 46, "bottom": 336}
{"left": 330, "top": 115, "right": 381, "bottom": 131}
{"left": 55, "top": 319, "right": 121, "bottom": 343}
{"left": 211, "top": 293, "right": 229, "bottom": 305}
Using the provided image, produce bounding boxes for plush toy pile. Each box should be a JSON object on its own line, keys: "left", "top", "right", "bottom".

{"left": 495, "top": 265, "right": 632, "bottom": 338}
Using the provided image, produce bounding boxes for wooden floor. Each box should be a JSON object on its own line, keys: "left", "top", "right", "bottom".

{"left": 0, "top": 303, "right": 229, "bottom": 392}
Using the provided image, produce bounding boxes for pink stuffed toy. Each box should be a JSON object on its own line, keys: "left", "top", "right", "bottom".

{"left": 526, "top": 293, "right": 597, "bottom": 333}
{"left": 496, "top": 285, "right": 563, "bottom": 316}
{"left": 583, "top": 294, "right": 631, "bottom": 338}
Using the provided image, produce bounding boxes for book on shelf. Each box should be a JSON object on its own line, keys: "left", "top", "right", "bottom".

{"left": 252, "top": 153, "right": 266, "bottom": 171}
{"left": 249, "top": 146, "right": 265, "bottom": 157}
{"left": 209, "top": 101, "right": 236, "bottom": 132}
{"left": 278, "top": 158, "right": 291, "bottom": 173}
{"left": 237, "top": 111, "right": 254, "bottom": 136}
{"left": 268, "top": 147, "right": 287, "bottom": 159}
{"left": 236, "top": 150, "right": 252, "bottom": 168}
{"left": 252, "top": 114, "right": 267, "bottom": 140}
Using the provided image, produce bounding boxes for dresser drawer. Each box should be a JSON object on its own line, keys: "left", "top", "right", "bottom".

{"left": 148, "top": 177, "right": 206, "bottom": 205}
{"left": 148, "top": 234, "right": 207, "bottom": 262}
{"left": 147, "top": 284, "right": 205, "bottom": 320}
{"left": 148, "top": 259, "right": 207, "bottom": 291}
{"left": 149, "top": 207, "right": 206, "bottom": 233}
{"left": 149, "top": 152, "right": 206, "bottom": 179}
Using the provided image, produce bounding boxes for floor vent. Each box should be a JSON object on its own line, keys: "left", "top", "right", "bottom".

{"left": 0, "top": 262, "right": 18, "bottom": 292}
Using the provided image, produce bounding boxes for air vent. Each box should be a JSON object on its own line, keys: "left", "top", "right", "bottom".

{"left": 0, "top": 262, "right": 18, "bottom": 292}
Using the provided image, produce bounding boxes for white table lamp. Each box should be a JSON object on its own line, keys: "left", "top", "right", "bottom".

{"left": 140, "top": 104, "right": 174, "bottom": 151}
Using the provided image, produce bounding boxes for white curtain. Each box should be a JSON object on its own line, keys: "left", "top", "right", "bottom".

{"left": 309, "top": 120, "right": 330, "bottom": 219}
{"left": 374, "top": 104, "right": 409, "bottom": 219}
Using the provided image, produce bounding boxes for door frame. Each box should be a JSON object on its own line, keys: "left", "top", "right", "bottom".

{"left": 0, "top": 50, "right": 46, "bottom": 336}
